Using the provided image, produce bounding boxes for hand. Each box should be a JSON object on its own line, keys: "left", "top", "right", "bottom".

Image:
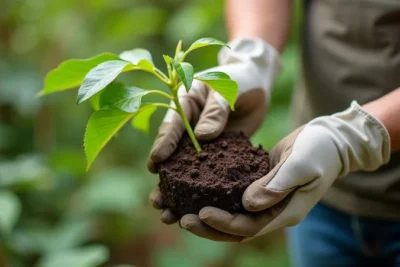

{"left": 179, "top": 101, "right": 390, "bottom": 242}
{"left": 147, "top": 37, "right": 281, "bottom": 224}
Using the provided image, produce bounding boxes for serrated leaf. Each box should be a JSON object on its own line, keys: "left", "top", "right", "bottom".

{"left": 99, "top": 83, "right": 154, "bottom": 113}
{"left": 132, "top": 105, "right": 158, "bottom": 134}
{"left": 186, "top": 37, "right": 228, "bottom": 54}
{"left": 36, "top": 245, "right": 109, "bottom": 267}
{"left": 195, "top": 71, "right": 238, "bottom": 110}
{"left": 0, "top": 191, "right": 21, "bottom": 234}
{"left": 172, "top": 60, "right": 194, "bottom": 92}
{"left": 38, "top": 53, "right": 120, "bottom": 96}
{"left": 77, "top": 60, "right": 132, "bottom": 104}
{"left": 119, "top": 49, "right": 154, "bottom": 71}
{"left": 84, "top": 109, "right": 134, "bottom": 170}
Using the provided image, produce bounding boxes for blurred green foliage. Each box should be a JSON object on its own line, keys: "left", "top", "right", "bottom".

{"left": 0, "top": 0, "right": 301, "bottom": 266}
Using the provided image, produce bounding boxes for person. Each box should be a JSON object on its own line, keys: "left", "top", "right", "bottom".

{"left": 147, "top": 0, "right": 400, "bottom": 266}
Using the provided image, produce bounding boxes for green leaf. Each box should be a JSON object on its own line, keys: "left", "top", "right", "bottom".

{"left": 163, "top": 55, "right": 171, "bottom": 65}
{"left": 136, "top": 60, "right": 154, "bottom": 72}
{"left": 99, "top": 82, "right": 157, "bottom": 113}
{"left": 89, "top": 91, "right": 101, "bottom": 111}
{"left": 119, "top": 48, "right": 154, "bottom": 71}
{"left": 38, "top": 53, "right": 120, "bottom": 96}
{"left": 176, "top": 51, "right": 185, "bottom": 61}
{"left": 175, "top": 40, "right": 183, "bottom": 59}
{"left": 186, "top": 37, "right": 228, "bottom": 54}
{"left": 0, "top": 191, "right": 21, "bottom": 234}
{"left": 195, "top": 71, "right": 238, "bottom": 110}
{"left": 36, "top": 245, "right": 109, "bottom": 267}
{"left": 77, "top": 60, "right": 132, "bottom": 104}
{"left": 84, "top": 109, "right": 134, "bottom": 170}
{"left": 172, "top": 60, "right": 194, "bottom": 92}
{"left": 132, "top": 105, "right": 158, "bottom": 134}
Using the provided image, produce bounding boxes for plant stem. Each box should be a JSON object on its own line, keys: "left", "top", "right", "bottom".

{"left": 132, "top": 66, "right": 170, "bottom": 85}
{"left": 168, "top": 40, "right": 202, "bottom": 152}
{"left": 147, "top": 90, "right": 174, "bottom": 100}
{"left": 154, "top": 68, "right": 169, "bottom": 81}
{"left": 173, "top": 92, "right": 202, "bottom": 153}
{"left": 166, "top": 61, "right": 172, "bottom": 78}
{"left": 153, "top": 68, "right": 170, "bottom": 85}
{"left": 145, "top": 103, "right": 177, "bottom": 111}
{"left": 174, "top": 81, "right": 182, "bottom": 90}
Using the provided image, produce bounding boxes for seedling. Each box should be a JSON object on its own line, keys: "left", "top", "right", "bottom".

{"left": 39, "top": 38, "right": 238, "bottom": 170}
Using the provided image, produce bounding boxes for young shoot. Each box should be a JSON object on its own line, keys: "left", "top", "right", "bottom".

{"left": 39, "top": 38, "right": 238, "bottom": 170}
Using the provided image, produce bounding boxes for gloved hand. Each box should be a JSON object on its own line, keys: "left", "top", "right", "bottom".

{"left": 148, "top": 37, "right": 281, "bottom": 224}
{"left": 177, "top": 101, "right": 391, "bottom": 242}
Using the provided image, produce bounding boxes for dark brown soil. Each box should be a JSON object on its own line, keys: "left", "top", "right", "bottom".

{"left": 158, "top": 132, "right": 269, "bottom": 218}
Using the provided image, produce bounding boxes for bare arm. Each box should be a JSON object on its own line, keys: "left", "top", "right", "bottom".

{"left": 363, "top": 88, "right": 400, "bottom": 151}
{"left": 226, "top": 0, "right": 292, "bottom": 52}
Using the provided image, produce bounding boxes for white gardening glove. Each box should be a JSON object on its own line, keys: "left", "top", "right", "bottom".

{"left": 179, "top": 101, "right": 390, "bottom": 242}
{"left": 147, "top": 37, "right": 281, "bottom": 224}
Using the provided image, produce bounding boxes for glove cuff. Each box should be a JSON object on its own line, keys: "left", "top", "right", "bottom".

{"left": 332, "top": 101, "right": 391, "bottom": 175}
{"left": 217, "top": 37, "right": 282, "bottom": 100}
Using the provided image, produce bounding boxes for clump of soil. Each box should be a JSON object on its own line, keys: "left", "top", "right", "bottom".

{"left": 158, "top": 132, "right": 269, "bottom": 218}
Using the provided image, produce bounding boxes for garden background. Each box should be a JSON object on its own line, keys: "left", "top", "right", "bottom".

{"left": 0, "top": 0, "right": 302, "bottom": 266}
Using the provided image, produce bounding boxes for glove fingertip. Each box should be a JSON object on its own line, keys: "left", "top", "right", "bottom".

{"left": 242, "top": 185, "right": 293, "bottom": 212}
{"left": 149, "top": 187, "right": 164, "bottom": 210}
{"left": 194, "top": 93, "right": 228, "bottom": 141}
{"left": 150, "top": 140, "right": 178, "bottom": 164}
{"left": 180, "top": 214, "right": 200, "bottom": 230}
{"left": 181, "top": 213, "right": 245, "bottom": 243}
{"left": 198, "top": 206, "right": 221, "bottom": 220}
{"left": 152, "top": 196, "right": 164, "bottom": 210}
{"left": 242, "top": 183, "right": 276, "bottom": 211}
{"left": 242, "top": 195, "right": 267, "bottom": 212}
{"left": 147, "top": 159, "right": 159, "bottom": 174}
{"left": 161, "top": 209, "right": 178, "bottom": 225}
{"left": 194, "top": 126, "right": 223, "bottom": 141}
{"left": 149, "top": 148, "right": 167, "bottom": 163}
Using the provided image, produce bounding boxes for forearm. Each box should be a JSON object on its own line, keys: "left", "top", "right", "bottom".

{"left": 362, "top": 88, "right": 400, "bottom": 151}
{"left": 225, "top": 0, "right": 291, "bottom": 52}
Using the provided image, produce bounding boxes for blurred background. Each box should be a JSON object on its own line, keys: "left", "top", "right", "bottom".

{"left": 0, "top": 0, "right": 302, "bottom": 266}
